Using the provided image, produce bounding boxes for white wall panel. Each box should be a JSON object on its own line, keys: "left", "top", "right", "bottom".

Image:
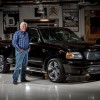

{"left": 0, "top": 11, "right": 3, "bottom": 39}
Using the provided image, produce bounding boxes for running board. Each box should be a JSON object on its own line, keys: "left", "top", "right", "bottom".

{"left": 26, "top": 66, "right": 47, "bottom": 74}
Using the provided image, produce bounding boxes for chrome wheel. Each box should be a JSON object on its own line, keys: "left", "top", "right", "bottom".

{"left": 48, "top": 61, "right": 60, "bottom": 81}
{"left": 47, "top": 58, "right": 65, "bottom": 83}
{"left": 0, "top": 55, "right": 10, "bottom": 73}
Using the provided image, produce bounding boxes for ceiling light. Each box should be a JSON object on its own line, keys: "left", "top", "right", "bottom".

{"left": 34, "top": 0, "right": 41, "bottom": 4}
{"left": 40, "top": 14, "right": 49, "bottom": 22}
{"left": 40, "top": 19, "right": 49, "bottom": 22}
{"left": 78, "top": 0, "right": 90, "bottom": 6}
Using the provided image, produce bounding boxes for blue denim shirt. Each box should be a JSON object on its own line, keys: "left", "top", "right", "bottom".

{"left": 12, "top": 30, "right": 30, "bottom": 51}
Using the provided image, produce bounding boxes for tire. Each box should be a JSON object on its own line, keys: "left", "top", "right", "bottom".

{"left": 0, "top": 55, "right": 10, "bottom": 73}
{"left": 89, "top": 74, "right": 100, "bottom": 80}
{"left": 47, "top": 58, "right": 65, "bottom": 83}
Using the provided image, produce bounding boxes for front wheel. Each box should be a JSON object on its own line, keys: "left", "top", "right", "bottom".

{"left": 0, "top": 55, "right": 10, "bottom": 73}
{"left": 47, "top": 58, "right": 66, "bottom": 83}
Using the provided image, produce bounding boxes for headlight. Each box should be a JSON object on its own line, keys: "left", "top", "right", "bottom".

{"left": 66, "top": 52, "right": 83, "bottom": 59}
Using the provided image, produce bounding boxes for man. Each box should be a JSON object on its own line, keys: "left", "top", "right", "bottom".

{"left": 12, "top": 22, "right": 30, "bottom": 85}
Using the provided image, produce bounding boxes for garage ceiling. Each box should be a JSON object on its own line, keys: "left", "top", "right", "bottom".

{"left": 0, "top": 0, "right": 79, "bottom": 6}
{"left": 0, "top": 0, "right": 100, "bottom": 6}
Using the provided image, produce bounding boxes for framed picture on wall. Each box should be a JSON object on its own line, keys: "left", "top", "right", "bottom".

{"left": 3, "top": 11, "right": 19, "bottom": 34}
{"left": 63, "top": 9, "right": 79, "bottom": 32}
{"left": 90, "top": 10, "right": 100, "bottom": 34}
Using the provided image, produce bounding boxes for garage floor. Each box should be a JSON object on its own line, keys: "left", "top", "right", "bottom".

{"left": 0, "top": 71, "right": 100, "bottom": 100}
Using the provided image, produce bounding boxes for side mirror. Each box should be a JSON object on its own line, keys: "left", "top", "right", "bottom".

{"left": 30, "top": 38, "right": 38, "bottom": 42}
{"left": 30, "top": 37, "right": 42, "bottom": 43}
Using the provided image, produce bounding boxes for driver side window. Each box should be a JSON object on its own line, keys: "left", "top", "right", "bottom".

{"left": 29, "top": 29, "right": 39, "bottom": 42}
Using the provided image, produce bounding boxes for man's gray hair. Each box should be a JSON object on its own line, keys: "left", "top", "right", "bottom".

{"left": 20, "top": 22, "right": 28, "bottom": 27}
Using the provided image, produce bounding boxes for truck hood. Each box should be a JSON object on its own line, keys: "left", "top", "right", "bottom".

{"left": 50, "top": 41, "right": 100, "bottom": 51}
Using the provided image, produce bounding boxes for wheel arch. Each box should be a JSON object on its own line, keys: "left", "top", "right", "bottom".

{"left": 46, "top": 57, "right": 66, "bottom": 82}
{"left": 43, "top": 55, "right": 64, "bottom": 72}
{"left": 43, "top": 55, "right": 58, "bottom": 71}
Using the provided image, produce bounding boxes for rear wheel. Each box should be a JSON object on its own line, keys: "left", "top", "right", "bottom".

{"left": 0, "top": 55, "right": 10, "bottom": 73}
{"left": 47, "top": 58, "right": 65, "bottom": 83}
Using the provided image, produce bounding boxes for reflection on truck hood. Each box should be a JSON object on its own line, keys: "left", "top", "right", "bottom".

{"left": 49, "top": 41, "right": 100, "bottom": 50}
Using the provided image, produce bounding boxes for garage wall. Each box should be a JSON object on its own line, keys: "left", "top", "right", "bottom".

{"left": 79, "top": 8, "right": 85, "bottom": 37}
{"left": 1, "top": 4, "right": 99, "bottom": 40}
{"left": 19, "top": 5, "right": 84, "bottom": 37}
{"left": 0, "top": 11, "right": 3, "bottom": 39}
{"left": 62, "top": 4, "right": 85, "bottom": 37}
{"left": 19, "top": 5, "right": 63, "bottom": 27}
{"left": 19, "top": 6, "right": 35, "bottom": 22}
{"left": 1, "top": 7, "right": 19, "bottom": 40}
{"left": 0, "top": 5, "right": 86, "bottom": 40}
{"left": 1, "top": 6, "right": 63, "bottom": 40}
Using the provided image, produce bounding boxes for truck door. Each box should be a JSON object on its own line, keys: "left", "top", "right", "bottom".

{"left": 28, "top": 28, "right": 43, "bottom": 68}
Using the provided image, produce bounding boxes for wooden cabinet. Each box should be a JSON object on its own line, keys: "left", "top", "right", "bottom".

{"left": 85, "top": 10, "right": 100, "bottom": 43}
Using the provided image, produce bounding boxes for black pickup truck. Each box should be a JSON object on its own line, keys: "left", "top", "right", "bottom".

{"left": 0, "top": 27, "right": 100, "bottom": 82}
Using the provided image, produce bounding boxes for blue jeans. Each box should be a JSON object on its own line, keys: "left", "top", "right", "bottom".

{"left": 13, "top": 50, "right": 28, "bottom": 81}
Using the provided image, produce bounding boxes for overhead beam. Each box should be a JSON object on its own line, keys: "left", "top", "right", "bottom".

{"left": 2, "top": 0, "right": 79, "bottom": 6}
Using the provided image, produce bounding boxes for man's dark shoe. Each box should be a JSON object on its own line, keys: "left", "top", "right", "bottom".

{"left": 13, "top": 81, "right": 18, "bottom": 85}
{"left": 21, "top": 79, "right": 30, "bottom": 82}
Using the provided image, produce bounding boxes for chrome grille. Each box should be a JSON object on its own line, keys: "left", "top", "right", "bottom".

{"left": 84, "top": 51, "right": 100, "bottom": 60}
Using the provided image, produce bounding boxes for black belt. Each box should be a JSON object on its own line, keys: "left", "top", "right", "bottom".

{"left": 21, "top": 48, "right": 27, "bottom": 50}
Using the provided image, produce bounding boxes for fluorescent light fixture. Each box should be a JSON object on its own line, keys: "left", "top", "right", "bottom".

{"left": 40, "top": 14, "right": 49, "bottom": 22}
{"left": 40, "top": 18, "right": 49, "bottom": 21}
{"left": 34, "top": 0, "right": 41, "bottom": 4}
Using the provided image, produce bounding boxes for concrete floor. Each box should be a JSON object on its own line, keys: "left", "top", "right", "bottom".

{"left": 0, "top": 72, "right": 100, "bottom": 100}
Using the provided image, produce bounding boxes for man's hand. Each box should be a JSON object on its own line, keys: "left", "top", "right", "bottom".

{"left": 19, "top": 49, "right": 23, "bottom": 53}
{"left": 28, "top": 48, "right": 30, "bottom": 52}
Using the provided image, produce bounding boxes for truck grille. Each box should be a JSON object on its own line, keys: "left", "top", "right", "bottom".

{"left": 84, "top": 51, "right": 100, "bottom": 60}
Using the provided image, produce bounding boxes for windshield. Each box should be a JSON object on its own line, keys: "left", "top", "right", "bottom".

{"left": 40, "top": 28, "right": 82, "bottom": 43}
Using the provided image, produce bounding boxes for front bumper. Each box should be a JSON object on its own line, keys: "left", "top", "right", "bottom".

{"left": 63, "top": 61, "right": 100, "bottom": 75}
{"left": 87, "top": 65, "right": 100, "bottom": 74}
